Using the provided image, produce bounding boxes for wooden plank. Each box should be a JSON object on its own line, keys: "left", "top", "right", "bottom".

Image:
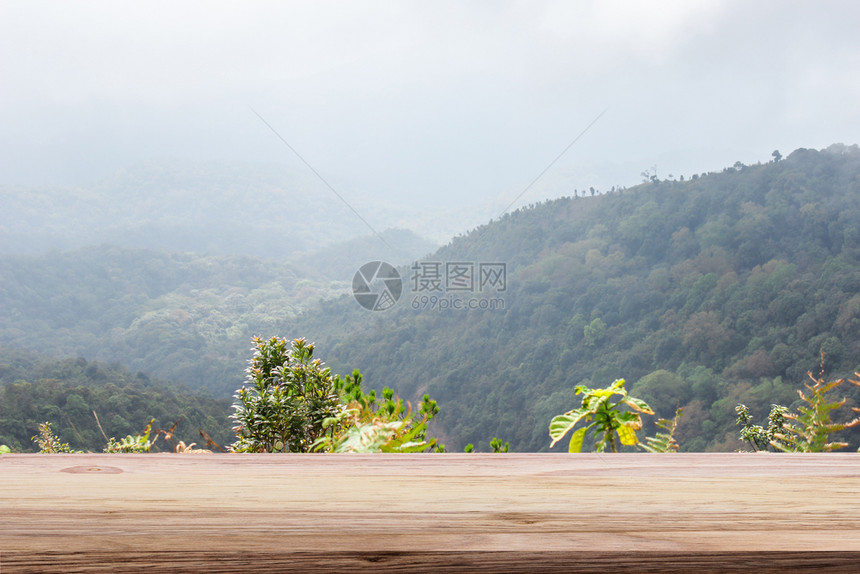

{"left": 2, "top": 453, "right": 860, "bottom": 572}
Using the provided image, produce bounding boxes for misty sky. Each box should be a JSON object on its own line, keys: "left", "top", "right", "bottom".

{"left": 2, "top": 1, "right": 859, "bottom": 219}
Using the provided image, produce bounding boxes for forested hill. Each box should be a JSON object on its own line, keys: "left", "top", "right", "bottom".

{"left": 294, "top": 144, "right": 860, "bottom": 452}
{"left": 3, "top": 145, "right": 860, "bottom": 453}
{"left": 0, "top": 349, "right": 232, "bottom": 452}
{"left": 0, "top": 228, "right": 434, "bottom": 394}
{"left": 0, "top": 246, "right": 322, "bottom": 392}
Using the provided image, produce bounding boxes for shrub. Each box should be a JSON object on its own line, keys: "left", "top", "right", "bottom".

{"left": 32, "top": 422, "right": 80, "bottom": 453}
{"left": 231, "top": 337, "right": 342, "bottom": 453}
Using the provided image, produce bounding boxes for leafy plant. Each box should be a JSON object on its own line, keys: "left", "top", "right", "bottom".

{"left": 639, "top": 408, "right": 683, "bottom": 453}
{"left": 770, "top": 369, "right": 860, "bottom": 452}
{"left": 489, "top": 437, "right": 510, "bottom": 453}
{"left": 735, "top": 403, "right": 788, "bottom": 452}
{"left": 315, "top": 370, "right": 442, "bottom": 453}
{"left": 854, "top": 373, "right": 860, "bottom": 452}
{"left": 104, "top": 418, "right": 156, "bottom": 453}
{"left": 32, "top": 422, "right": 80, "bottom": 453}
{"left": 461, "top": 438, "right": 508, "bottom": 453}
{"left": 231, "top": 337, "right": 342, "bottom": 453}
{"left": 736, "top": 362, "right": 860, "bottom": 452}
{"left": 1, "top": 444, "right": 13, "bottom": 454}
{"left": 549, "top": 379, "right": 654, "bottom": 452}
{"left": 315, "top": 405, "right": 424, "bottom": 453}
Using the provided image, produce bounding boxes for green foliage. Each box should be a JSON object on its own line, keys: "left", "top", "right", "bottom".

{"left": 631, "top": 370, "right": 690, "bottom": 418}
{"left": 464, "top": 443, "right": 474, "bottom": 453}
{"left": 231, "top": 337, "right": 342, "bottom": 453}
{"left": 103, "top": 418, "right": 156, "bottom": 453}
{"left": 549, "top": 379, "right": 655, "bottom": 452}
{"left": 639, "top": 408, "right": 683, "bottom": 453}
{"left": 7, "top": 147, "right": 860, "bottom": 452}
{"left": 582, "top": 317, "right": 607, "bottom": 347}
{"left": 32, "top": 422, "right": 80, "bottom": 453}
{"left": 0, "top": 246, "right": 347, "bottom": 395}
{"left": 0, "top": 352, "right": 232, "bottom": 453}
{"left": 315, "top": 370, "right": 442, "bottom": 453}
{"left": 0, "top": 444, "right": 11, "bottom": 454}
{"left": 770, "top": 369, "right": 860, "bottom": 452}
{"left": 314, "top": 403, "right": 431, "bottom": 453}
{"left": 304, "top": 146, "right": 860, "bottom": 451}
{"left": 489, "top": 437, "right": 510, "bottom": 453}
{"left": 735, "top": 403, "right": 788, "bottom": 452}
{"left": 736, "top": 363, "right": 860, "bottom": 452}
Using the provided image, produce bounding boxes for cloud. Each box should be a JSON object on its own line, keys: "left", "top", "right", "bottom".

{"left": 1, "top": 0, "right": 859, "bottom": 210}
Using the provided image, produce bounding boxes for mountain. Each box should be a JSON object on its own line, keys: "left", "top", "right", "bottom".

{"left": 290, "top": 144, "right": 860, "bottom": 452}
{"left": 3, "top": 145, "right": 860, "bottom": 453}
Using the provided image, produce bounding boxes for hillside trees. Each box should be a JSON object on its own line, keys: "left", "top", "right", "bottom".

{"left": 0, "top": 351, "right": 232, "bottom": 452}
{"left": 4, "top": 146, "right": 860, "bottom": 452}
{"left": 301, "top": 145, "right": 860, "bottom": 452}
{"left": 0, "top": 246, "right": 346, "bottom": 393}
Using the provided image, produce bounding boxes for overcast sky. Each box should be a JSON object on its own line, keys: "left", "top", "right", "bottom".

{"left": 2, "top": 0, "right": 859, "bottom": 219}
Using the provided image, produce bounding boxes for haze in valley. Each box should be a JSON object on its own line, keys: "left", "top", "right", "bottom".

{"left": 2, "top": 0, "right": 859, "bottom": 245}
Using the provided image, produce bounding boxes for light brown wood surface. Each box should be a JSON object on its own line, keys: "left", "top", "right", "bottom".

{"left": 2, "top": 453, "right": 860, "bottom": 572}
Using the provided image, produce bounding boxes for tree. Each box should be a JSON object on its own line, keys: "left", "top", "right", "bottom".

{"left": 230, "top": 337, "right": 342, "bottom": 453}
{"left": 583, "top": 317, "right": 607, "bottom": 347}
{"left": 772, "top": 149, "right": 782, "bottom": 162}
{"left": 549, "top": 379, "right": 654, "bottom": 452}
{"left": 735, "top": 403, "right": 788, "bottom": 451}
{"left": 631, "top": 370, "right": 690, "bottom": 418}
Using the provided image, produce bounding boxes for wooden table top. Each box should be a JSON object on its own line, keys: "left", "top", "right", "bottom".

{"left": 2, "top": 452, "right": 859, "bottom": 572}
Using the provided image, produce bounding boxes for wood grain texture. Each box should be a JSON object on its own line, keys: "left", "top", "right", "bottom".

{"left": 2, "top": 453, "right": 859, "bottom": 572}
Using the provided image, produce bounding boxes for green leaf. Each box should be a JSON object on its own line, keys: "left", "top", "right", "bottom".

{"left": 616, "top": 410, "right": 643, "bottom": 428}
{"left": 549, "top": 409, "right": 588, "bottom": 448}
{"left": 622, "top": 397, "right": 654, "bottom": 414}
{"left": 568, "top": 427, "right": 588, "bottom": 453}
{"left": 608, "top": 378, "right": 627, "bottom": 392}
